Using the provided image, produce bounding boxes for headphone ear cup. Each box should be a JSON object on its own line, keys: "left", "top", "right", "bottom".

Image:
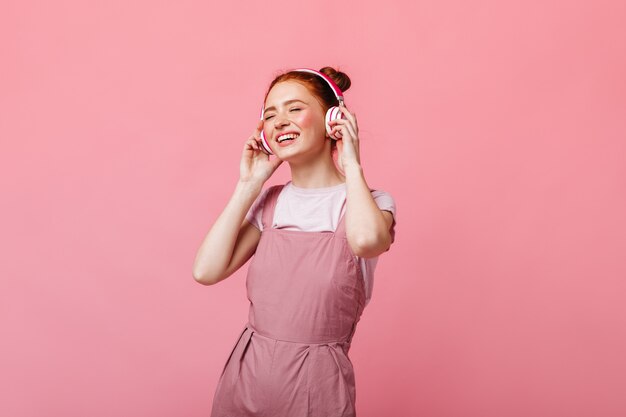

{"left": 259, "top": 129, "right": 273, "bottom": 155}
{"left": 325, "top": 106, "right": 345, "bottom": 140}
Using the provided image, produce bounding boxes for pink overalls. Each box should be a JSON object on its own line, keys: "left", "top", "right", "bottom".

{"left": 210, "top": 184, "right": 367, "bottom": 417}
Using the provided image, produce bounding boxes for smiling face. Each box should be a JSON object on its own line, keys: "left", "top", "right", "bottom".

{"left": 262, "top": 81, "right": 329, "bottom": 162}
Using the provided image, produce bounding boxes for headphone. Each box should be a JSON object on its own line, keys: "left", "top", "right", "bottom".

{"left": 258, "top": 68, "right": 346, "bottom": 155}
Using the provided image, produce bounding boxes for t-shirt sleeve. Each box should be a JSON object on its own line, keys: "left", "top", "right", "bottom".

{"left": 245, "top": 187, "right": 271, "bottom": 231}
{"left": 371, "top": 190, "right": 397, "bottom": 247}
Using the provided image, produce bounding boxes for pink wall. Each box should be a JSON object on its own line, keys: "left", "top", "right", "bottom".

{"left": 1, "top": 0, "right": 625, "bottom": 416}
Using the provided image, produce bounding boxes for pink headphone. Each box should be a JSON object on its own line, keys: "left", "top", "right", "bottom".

{"left": 258, "top": 68, "right": 346, "bottom": 155}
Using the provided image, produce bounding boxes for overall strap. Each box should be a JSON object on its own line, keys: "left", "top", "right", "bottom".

{"left": 260, "top": 184, "right": 285, "bottom": 231}
{"left": 334, "top": 197, "right": 348, "bottom": 236}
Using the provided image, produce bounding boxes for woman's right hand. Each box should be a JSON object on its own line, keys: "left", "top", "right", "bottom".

{"left": 239, "top": 119, "right": 283, "bottom": 185}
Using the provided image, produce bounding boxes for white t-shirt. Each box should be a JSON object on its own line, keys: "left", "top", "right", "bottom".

{"left": 245, "top": 180, "right": 397, "bottom": 307}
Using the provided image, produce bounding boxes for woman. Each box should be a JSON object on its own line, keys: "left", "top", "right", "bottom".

{"left": 193, "top": 66, "right": 397, "bottom": 417}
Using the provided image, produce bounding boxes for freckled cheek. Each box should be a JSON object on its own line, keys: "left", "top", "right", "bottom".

{"left": 295, "top": 112, "right": 319, "bottom": 131}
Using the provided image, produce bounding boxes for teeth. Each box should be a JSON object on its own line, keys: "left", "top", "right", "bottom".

{"left": 278, "top": 133, "right": 299, "bottom": 142}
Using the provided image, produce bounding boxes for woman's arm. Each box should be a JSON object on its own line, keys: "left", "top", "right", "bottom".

{"left": 329, "top": 105, "right": 394, "bottom": 258}
{"left": 344, "top": 164, "right": 394, "bottom": 258}
{"left": 192, "top": 181, "right": 263, "bottom": 285}
{"left": 193, "top": 119, "right": 283, "bottom": 285}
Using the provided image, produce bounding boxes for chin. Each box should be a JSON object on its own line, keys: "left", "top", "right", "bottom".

{"left": 275, "top": 146, "right": 310, "bottom": 162}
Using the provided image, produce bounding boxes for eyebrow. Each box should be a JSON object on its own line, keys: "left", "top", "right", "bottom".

{"left": 263, "top": 99, "right": 307, "bottom": 115}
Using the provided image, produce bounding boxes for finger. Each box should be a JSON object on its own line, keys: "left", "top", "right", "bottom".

{"left": 340, "top": 105, "right": 358, "bottom": 133}
{"left": 331, "top": 119, "right": 358, "bottom": 141}
{"left": 245, "top": 138, "right": 260, "bottom": 151}
{"left": 252, "top": 128, "right": 264, "bottom": 141}
{"left": 255, "top": 119, "right": 265, "bottom": 134}
{"left": 335, "top": 126, "right": 358, "bottom": 151}
{"left": 338, "top": 104, "right": 357, "bottom": 129}
{"left": 343, "top": 122, "right": 358, "bottom": 140}
{"left": 332, "top": 126, "right": 346, "bottom": 140}
{"left": 329, "top": 118, "right": 356, "bottom": 135}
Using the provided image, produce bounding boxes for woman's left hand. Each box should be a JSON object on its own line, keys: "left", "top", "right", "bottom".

{"left": 329, "top": 104, "right": 361, "bottom": 172}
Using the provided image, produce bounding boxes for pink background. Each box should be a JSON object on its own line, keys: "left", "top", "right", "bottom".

{"left": 1, "top": 0, "right": 625, "bottom": 416}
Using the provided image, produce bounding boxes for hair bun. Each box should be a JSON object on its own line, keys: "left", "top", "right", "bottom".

{"left": 319, "top": 66, "right": 351, "bottom": 93}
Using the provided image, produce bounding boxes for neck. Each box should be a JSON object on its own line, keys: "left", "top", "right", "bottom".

{"left": 288, "top": 149, "right": 345, "bottom": 189}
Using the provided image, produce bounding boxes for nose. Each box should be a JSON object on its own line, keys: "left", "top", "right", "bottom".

{"left": 273, "top": 112, "right": 290, "bottom": 129}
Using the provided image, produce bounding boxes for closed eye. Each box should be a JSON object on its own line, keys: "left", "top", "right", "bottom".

{"left": 264, "top": 108, "right": 301, "bottom": 121}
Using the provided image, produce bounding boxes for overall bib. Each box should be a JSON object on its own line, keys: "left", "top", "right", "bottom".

{"left": 210, "top": 184, "right": 366, "bottom": 417}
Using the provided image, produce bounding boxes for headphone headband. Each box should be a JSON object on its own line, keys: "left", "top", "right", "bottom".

{"left": 259, "top": 68, "right": 345, "bottom": 119}
{"left": 291, "top": 68, "right": 344, "bottom": 104}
